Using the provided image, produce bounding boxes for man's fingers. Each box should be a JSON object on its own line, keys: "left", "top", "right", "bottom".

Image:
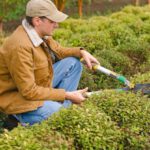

{"left": 85, "top": 58, "right": 100, "bottom": 69}
{"left": 85, "top": 58, "right": 93, "bottom": 69}
{"left": 80, "top": 87, "right": 88, "bottom": 94}
{"left": 91, "top": 57, "right": 100, "bottom": 65}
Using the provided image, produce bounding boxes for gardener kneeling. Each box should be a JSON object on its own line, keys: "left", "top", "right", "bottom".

{"left": 0, "top": 0, "right": 99, "bottom": 128}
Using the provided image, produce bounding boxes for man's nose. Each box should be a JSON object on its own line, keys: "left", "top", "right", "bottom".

{"left": 54, "top": 23, "right": 59, "bottom": 28}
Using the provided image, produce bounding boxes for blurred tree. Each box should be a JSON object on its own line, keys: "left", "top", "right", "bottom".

{"left": 135, "top": 0, "right": 148, "bottom": 5}
{"left": 0, "top": 17, "right": 2, "bottom": 33}
{"left": 1, "top": 0, "right": 148, "bottom": 32}
{"left": 54, "top": 0, "right": 66, "bottom": 11}
{"left": 135, "top": 0, "right": 140, "bottom": 5}
{"left": 0, "top": 0, "right": 28, "bottom": 32}
{"left": 78, "top": 0, "right": 83, "bottom": 17}
{"left": 53, "top": 0, "right": 92, "bottom": 18}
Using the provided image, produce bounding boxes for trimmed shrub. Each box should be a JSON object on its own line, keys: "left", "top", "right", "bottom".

{"left": 0, "top": 5, "right": 150, "bottom": 150}
{"left": 87, "top": 91, "right": 150, "bottom": 149}
{"left": 0, "top": 123, "right": 74, "bottom": 150}
{"left": 48, "top": 106, "right": 121, "bottom": 150}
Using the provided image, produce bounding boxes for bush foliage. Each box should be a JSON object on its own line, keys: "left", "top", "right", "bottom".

{"left": 0, "top": 5, "right": 150, "bottom": 150}
{"left": 53, "top": 5, "right": 150, "bottom": 90}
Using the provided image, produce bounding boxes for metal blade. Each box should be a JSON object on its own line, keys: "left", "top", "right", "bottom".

{"left": 121, "top": 83, "right": 150, "bottom": 95}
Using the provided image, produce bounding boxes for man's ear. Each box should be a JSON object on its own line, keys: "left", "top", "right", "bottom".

{"left": 32, "top": 17, "right": 41, "bottom": 27}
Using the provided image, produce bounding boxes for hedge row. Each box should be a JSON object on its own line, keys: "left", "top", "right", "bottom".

{"left": 0, "top": 5, "right": 150, "bottom": 150}
{"left": 0, "top": 91, "right": 149, "bottom": 149}
{"left": 53, "top": 5, "right": 150, "bottom": 90}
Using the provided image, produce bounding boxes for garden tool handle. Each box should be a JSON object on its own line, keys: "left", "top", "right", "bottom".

{"left": 80, "top": 58, "right": 135, "bottom": 89}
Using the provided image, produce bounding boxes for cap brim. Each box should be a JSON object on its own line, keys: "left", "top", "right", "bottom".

{"left": 46, "top": 11, "right": 68, "bottom": 23}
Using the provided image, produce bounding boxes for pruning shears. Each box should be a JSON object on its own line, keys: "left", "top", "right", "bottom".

{"left": 81, "top": 58, "right": 150, "bottom": 97}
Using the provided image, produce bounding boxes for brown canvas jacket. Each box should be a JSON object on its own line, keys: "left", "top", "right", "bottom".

{"left": 0, "top": 25, "right": 82, "bottom": 114}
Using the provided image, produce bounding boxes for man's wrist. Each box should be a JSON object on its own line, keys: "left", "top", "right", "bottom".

{"left": 79, "top": 48, "right": 86, "bottom": 58}
{"left": 65, "top": 91, "right": 71, "bottom": 100}
{"left": 80, "top": 47, "right": 85, "bottom": 51}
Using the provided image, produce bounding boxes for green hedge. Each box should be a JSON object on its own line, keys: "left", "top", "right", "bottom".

{"left": 0, "top": 91, "right": 149, "bottom": 149}
{"left": 0, "top": 125, "right": 73, "bottom": 150}
{"left": 0, "top": 5, "right": 150, "bottom": 150}
{"left": 53, "top": 5, "right": 150, "bottom": 90}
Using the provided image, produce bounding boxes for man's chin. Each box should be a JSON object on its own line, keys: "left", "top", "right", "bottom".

{"left": 44, "top": 34, "right": 52, "bottom": 37}
{"left": 47, "top": 32, "right": 53, "bottom": 36}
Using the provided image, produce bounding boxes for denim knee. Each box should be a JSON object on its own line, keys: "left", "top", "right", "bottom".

{"left": 65, "top": 57, "right": 83, "bottom": 72}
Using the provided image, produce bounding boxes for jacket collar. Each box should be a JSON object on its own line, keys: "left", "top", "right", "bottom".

{"left": 22, "top": 19, "right": 46, "bottom": 47}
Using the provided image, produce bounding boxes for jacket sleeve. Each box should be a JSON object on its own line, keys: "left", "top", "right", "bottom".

{"left": 47, "top": 37, "right": 82, "bottom": 59}
{"left": 9, "top": 46, "right": 65, "bottom": 101}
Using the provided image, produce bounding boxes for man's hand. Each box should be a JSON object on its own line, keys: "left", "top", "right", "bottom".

{"left": 80, "top": 50, "right": 100, "bottom": 70}
{"left": 65, "top": 87, "right": 88, "bottom": 104}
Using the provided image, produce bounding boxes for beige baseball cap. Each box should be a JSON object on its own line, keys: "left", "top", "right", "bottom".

{"left": 26, "top": 0, "right": 68, "bottom": 23}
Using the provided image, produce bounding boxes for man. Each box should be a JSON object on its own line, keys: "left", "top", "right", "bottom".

{"left": 0, "top": 0, "right": 99, "bottom": 126}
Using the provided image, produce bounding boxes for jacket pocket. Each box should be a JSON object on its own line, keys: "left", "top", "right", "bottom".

{"left": 34, "top": 64, "right": 52, "bottom": 86}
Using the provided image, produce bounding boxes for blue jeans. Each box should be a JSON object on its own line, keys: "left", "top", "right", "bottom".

{"left": 14, "top": 57, "right": 82, "bottom": 125}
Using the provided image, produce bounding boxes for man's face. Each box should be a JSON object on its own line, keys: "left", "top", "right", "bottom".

{"left": 33, "top": 17, "right": 58, "bottom": 37}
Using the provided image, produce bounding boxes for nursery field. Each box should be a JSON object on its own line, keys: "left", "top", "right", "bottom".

{"left": 0, "top": 5, "right": 150, "bottom": 150}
